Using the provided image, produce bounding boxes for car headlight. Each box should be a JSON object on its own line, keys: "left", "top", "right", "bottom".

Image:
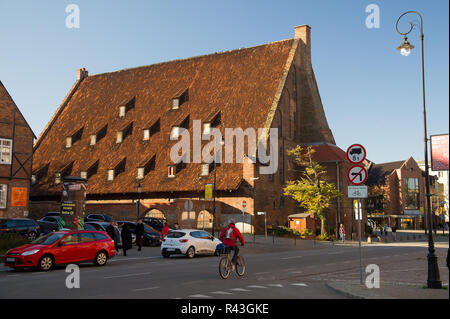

{"left": 21, "top": 249, "right": 40, "bottom": 256}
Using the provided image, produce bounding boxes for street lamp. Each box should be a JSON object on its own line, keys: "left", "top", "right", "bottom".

{"left": 137, "top": 183, "right": 142, "bottom": 221}
{"left": 395, "top": 11, "right": 442, "bottom": 289}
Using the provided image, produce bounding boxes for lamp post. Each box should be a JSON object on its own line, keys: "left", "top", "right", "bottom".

{"left": 395, "top": 11, "right": 442, "bottom": 289}
{"left": 137, "top": 183, "right": 142, "bottom": 221}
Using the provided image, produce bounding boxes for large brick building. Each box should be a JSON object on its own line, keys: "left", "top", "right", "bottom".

{"left": 0, "top": 81, "right": 36, "bottom": 218}
{"left": 30, "top": 25, "right": 353, "bottom": 234}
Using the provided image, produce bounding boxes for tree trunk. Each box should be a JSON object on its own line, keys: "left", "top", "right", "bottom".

{"left": 321, "top": 217, "right": 326, "bottom": 235}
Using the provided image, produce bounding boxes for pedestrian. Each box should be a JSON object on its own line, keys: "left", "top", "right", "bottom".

{"left": 121, "top": 223, "right": 133, "bottom": 256}
{"left": 161, "top": 222, "right": 169, "bottom": 241}
{"left": 392, "top": 223, "right": 398, "bottom": 241}
{"left": 113, "top": 222, "right": 121, "bottom": 254}
{"left": 135, "top": 219, "right": 145, "bottom": 251}
{"left": 339, "top": 224, "right": 345, "bottom": 243}
{"left": 106, "top": 221, "right": 120, "bottom": 253}
{"left": 173, "top": 222, "right": 180, "bottom": 230}
{"left": 379, "top": 224, "right": 383, "bottom": 236}
{"left": 384, "top": 224, "right": 389, "bottom": 239}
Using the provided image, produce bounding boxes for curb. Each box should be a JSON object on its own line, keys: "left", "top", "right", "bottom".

{"left": 325, "top": 283, "right": 365, "bottom": 299}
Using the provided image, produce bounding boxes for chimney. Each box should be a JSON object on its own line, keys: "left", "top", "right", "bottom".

{"left": 77, "top": 68, "right": 88, "bottom": 81}
{"left": 294, "top": 25, "right": 312, "bottom": 68}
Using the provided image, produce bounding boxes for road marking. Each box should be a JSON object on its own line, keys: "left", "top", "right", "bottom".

{"left": 211, "top": 291, "right": 233, "bottom": 295}
{"left": 327, "top": 252, "right": 343, "bottom": 255}
{"left": 247, "top": 285, "right": 267, "bottom": 289}
{"left": 267, "top": 284, "right": 283, "bottom": 288}
{"left": 132, "top": 286, "right": 160, "bottom": 292}
{"left": 104, "top": 272, "right": 152, "bottom": 279}
{"left": 188, "top": 294, "right": 212, "bottom": 298}
{"left": 291, "top": 283, "right": 308, "bottom": 287}
{"left": 281, "top": 256, "right": 302, "bottom": 260}
{"left": 290, "top": 271, "right": 303, "bottom": 274}
{"left": 229, "top": 288, "right": 252, "bottom": 292}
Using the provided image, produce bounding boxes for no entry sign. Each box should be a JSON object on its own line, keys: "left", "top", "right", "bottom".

{"left": 347, "top": 165, "right": 368, "bottom": 186}
{"left": 346, "top": 144, "right": 367, "bottom": 164}
{"left": 242, "top": 200, "right": 247, "bottom": 208}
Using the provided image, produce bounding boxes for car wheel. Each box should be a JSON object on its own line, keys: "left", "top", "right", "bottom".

{"left": 38, "top": 255, "right": 54, "bottom": 271}
{"left": 186, "top": 246, "right": 195, "bottom": 259}
{"left": 94, "top": 251, "right": 108, "bottom": 266}
{"left": 162, "top": 252, "right": 170, "bottom": 258}
{"left": 27, "top": 231, "right": 37, "bottom": 241}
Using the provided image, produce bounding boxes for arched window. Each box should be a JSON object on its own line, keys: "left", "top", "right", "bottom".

{"left": 145, "top": 209, "right": 165, "bottom": 219}
{"left": 197, "top": 210, "right": 213, "bottom": 229}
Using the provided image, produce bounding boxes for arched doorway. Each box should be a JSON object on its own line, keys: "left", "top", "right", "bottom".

{"left": 197, "top": 210, "right": 213, "bottom": 230}
{"left": 145, "top": 209, "right": 165, "bottom": 219}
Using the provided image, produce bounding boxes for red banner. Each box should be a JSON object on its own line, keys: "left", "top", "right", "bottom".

{"left": 430, "top": 134, "right": 449, "bottom": 171}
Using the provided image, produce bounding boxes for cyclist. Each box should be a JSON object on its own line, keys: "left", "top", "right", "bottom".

{"left": 219, "top": 219, "right": 245, "bottom": 270}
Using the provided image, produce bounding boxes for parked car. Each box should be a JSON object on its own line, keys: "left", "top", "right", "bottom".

{"left": 0, "top": 218, "right": 41, "bottom": 240}
{"left": 3, "top": 230, "right": 115, "bottom": 271}
{"left": 161, "top": 229, "right": 221, "bottom": 258}
{"left": 36, "top": 216, "right": 60, "bottom": 234}
{"left": 117, "top": 221, "right": 161, "bottom": 246}
{"left": 142, "top": 217, "right": 165, "bottom": 232}
{"left": 84, "top": 214, "right": 112, "bottom": 223}
{"left": 44, "top": 212, "right": 61, "bottom": 218}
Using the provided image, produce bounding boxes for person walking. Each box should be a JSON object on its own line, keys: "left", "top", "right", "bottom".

{"left": 121, "top": 223, "right": 133, "bottom": 256}
{"left": 106, "top": 221, "right": 121, "bottom": 253}
{"left": 135, "top": 219, "right": 145, "bottom": 251}
{"left": 384, "top": 224, "right": 389, "bottom": 240}
{"left": 339, "top": 224, "right": 345, "bottom": 243}
{"left": 161, "top": 222, "right": 169, "bottom": 241}
{"left": 392, "top": 223, "right": 398, "bottom": 241}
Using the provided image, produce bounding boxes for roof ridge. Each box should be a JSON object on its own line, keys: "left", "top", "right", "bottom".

{"left": 87, "top": 38, "right": 295, "bottom": 79}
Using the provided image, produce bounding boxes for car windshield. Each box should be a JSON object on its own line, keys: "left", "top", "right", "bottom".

{"left": 31, "top": 233, "right": 66, "bottom": 245}
{"left": 166, "top": 231, "right": 186, "bottom": 238}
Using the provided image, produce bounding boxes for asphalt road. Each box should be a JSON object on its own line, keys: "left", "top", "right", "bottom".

{"left": 0, "top": 238, "right": 448, "bottom": 299}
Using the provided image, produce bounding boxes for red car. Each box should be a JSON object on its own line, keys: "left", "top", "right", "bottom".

{"left": 4, "top": 230, "right": 116, "bottom": 271}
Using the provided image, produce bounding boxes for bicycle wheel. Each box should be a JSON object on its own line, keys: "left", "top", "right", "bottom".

{"left": 235, "top": 256, "right": 246, "bottom": 276}
{"left": 219, "top": 257, "right": 231, "bottom": 279}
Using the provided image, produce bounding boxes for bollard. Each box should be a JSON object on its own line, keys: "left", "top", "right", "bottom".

{"left": 294, "top": 235, "right": 296, "bottom": 246}
{"left": 377, "top": 236, "right": 382, "bottom": 242}
{"left": 253, "top": 232, "right": 255, "bottom": 243}
{"left": 384, "top": 236, "right": 389, "bottom": 243}
{"left": 399, "top": 236, "right": 403, "bottom": 241}
{"left": 406, "top": 235, "right": 410, "bottom": 241}
{"left": 367, "top": 236, "right": 372, "bottom": 244}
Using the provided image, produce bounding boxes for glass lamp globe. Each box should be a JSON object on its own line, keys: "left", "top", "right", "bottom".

{"left": 400, "top": 47, "right": 411, "bottom": 56}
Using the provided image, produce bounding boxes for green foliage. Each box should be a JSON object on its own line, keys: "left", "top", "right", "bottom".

{"left": 268, "top": 226, "right": 313, "bottom": 237}
{"left": 283, "top": 146, "right": 343, "bottom": 235}
{"left": 0, "top": 232, "right": 30, "bottom": 255}
{"left": 316, "top": 233, "right": 331, "bottom": 241}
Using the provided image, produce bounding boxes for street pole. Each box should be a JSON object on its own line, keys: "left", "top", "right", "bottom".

{"left": 212, "top": 160, "right": 216, "bottom": 237}
{"left": 396, "top": 11, "right": 441, "bottom": 288}
{"left": 265, "top": 212, "right": 267, "bottom": 240}
{"left": 357, "top": 199, "right": 362, "bottom": 285}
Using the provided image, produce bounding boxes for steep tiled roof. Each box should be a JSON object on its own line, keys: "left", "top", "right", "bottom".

{"left": 367, "top": 160, "right": 406, "bottom": 185}
{"left": 31, "top": 39, "right": 296, "bottom": 197}
{"left": 306, "top": 143, "right": 347, "bottom": 162}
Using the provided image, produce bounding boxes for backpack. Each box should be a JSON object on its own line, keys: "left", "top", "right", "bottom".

{"left": 224, "top": 226, "right": 234, "bottom": 240}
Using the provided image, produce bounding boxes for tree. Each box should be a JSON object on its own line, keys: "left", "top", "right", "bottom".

{"left": 283, "top": 146, "right": 342, "bottom": 235}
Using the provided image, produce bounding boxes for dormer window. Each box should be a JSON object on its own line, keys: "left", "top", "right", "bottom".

{"left": 168, "top": 165, "right": 175, "bottom": 178}
{"left": 201, "top": 164, "right": 209, "bottom": 176}
{"left": 143, "top": 129, "right": 150, "bottom": 141}
{"left": 172, "top": 89, "right": 189, "bottom": 110}
{"left": 66, "top": 127, "right": 84, "bottom": 148}
{"left": 137, "top": 167, "right": 145, "bottom": 180}
{"left": 138, "top": 156, "right": 156, "bottom": 179}
{"left": 31, "top": 175, "right": 37, "bottom": 185}
{"left": 170, "top": 127, "right": 180, "bottom": 140}
{"left": 86, "top": 160, "right": 99, "bottom": 179}
{"left": 118, "top": 97, "right": 135, "bottom": 117}
{"left": 108, "top": 158, "right": 126, "bottom": 181}
{"left": 116, "top": 131, "right": 123, "bottom": 143}
{"left": 172, "top": 98, "right": 179, "bottom": 110}
{"left": 80, "top": 171, "right": 87, "bottom": 179}
{"left": 66, "top": 137, "right": 72, "bottom": 148}
{"left": 90, "top": 135, "right": 96, "bottom": 146}
{"left": 211, "top": 112, "right": 221, "bottom": 128}
{"left": 117, "top": 122, "right": 133, "bottom": 143}
{"left": 203, "top": 123, "right": 211, "bottom": 135}
{"left": 107, "top": 169, "right": 114, "bottom": 181}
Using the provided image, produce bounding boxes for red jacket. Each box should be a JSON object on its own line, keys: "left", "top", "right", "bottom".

{"left": 219, "top": 224, "right": 245, "bottom": 247}
{"left": 161, "top": 226, "right": 169, "bottom": 240}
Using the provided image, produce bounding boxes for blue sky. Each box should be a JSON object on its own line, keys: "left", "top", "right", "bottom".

{"left": 0, "top": 0, "right": 448, "bottom": 164}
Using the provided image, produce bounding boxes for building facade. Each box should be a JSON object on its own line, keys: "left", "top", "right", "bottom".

{"left": 0, "top": 81, "right": 35, "bottom": 218}
{"left": 30, "top": 25, "right": 347, "bottom": 234}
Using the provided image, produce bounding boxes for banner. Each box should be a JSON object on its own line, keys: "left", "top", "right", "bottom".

{"left": 430, "top": 134, "right": 449, "bottom": 171}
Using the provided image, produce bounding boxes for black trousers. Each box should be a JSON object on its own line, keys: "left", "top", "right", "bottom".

{"left": 230, "top": 245, "right": 239, "bottom": 264}
{"left": 137, "top": 236, "right": 143, "bottom": 250}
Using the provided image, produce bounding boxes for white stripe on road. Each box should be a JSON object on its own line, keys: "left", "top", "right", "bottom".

{"left": 247, "top": 285, "right": 267, "bottom": 289}
{"left": 267, "top": 284, "right": 283, "bottom": 288}
{"left": 229, "top": 288, "right": 252, "bottom": 292}
{"left": 290, "top": 271, "right": 303, "bottom": 274}
{"left": 132, "top": 286, "right": 160, "bottom": 292}
{"left": 188, "top": 294, "right": 212, "bottom": 298}
{"left": 104, "top": 272, "right": 152, "bottom": 279}
{"left": 211, "top": 291, "right": 233, "bottom": 295}
{"left": 281, "top": 256, "right": 302, "bottom": 260}
{"left": 291, "top": 283, "right": 308, "bottom": 287}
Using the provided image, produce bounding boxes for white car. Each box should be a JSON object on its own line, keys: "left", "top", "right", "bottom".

{"left": 161, "top": 229, "right": 222, "bottom": 258}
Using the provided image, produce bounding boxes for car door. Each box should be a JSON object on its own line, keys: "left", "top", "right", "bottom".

{"left": 190, "top": 231, "right": 206, "bottom": 253}
{"left": 199, "top": 231, "right": 216, "bottom": 253}
{"left": 53, "top": 233, "right": 81, "bottom": 264}
{"left": 78, "top": 232, "right": 97, "bottom": 261}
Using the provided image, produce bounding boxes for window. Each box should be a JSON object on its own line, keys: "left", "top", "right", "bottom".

{"left": 201, "top": 164, "right": 209, "bottom": 176}
{"left": 211, "top": 112, "right": 221, "bottom": 128}
{"left": 117, "top": 123, "right": 133, "bottom": 143}
{"left": 34, "top": 164, "right": 49, "bottom": 182}
{"left": 137, "top": 167, "right": 145, "bottom": 180}
{"left": 119, "top": 97, "right": 135, "bottom": 117}
{"left": 143, "top": 129, "right": 150, "bottom": 141}
{"left": 31, "top": 175, "right": 37, "bottom": 185}
{"left": 168, "top": 166, "right": 175, "bottom": 178}
{"left": 116, "top": 131, "right": 123, "bottom": 144}
{"left": 203, "top": 123, "right": 211, "bottom": 135}
{"left": 96, "top": 125, "right": 108, "bottom": 143}
{"left": 86, "top": 160, "right": 99, "bottom": 179}
{"left": 80, "top": 171, "right": 87, "bottom": 179}
{"left": 61, "top": 162, "right": 74, "bottom": 178}
{"left": 172, "top": 89, "right": 189, "bottom": 109}
{"left": 172, "top": 98, "right": 179, "bottom": 110}
{"left": 180, "top": 116, "right": 189, "bottom": 130}
{"left": 138, "top": 156, "right": 156, "bottom": 179}
{"left": 404, "top": 178, "right": 419, "bottom": 209}
{"left": 119, "top": 106, "right": 126, "bottom": 117}
{"left": 107, "top": 170, "right": 114, "bottom": 181}
{"left": 170, "top": 127, "right": 180, "bottom": 140}
{"left": 79, "top": 233, "right": 96, "bottom": 243}
{"left": 89, "top": 135, "right": 96, "bottom": 146}
{"left": 67, "top": 127, "right": 84, "bottom": 148}
{"left": 0, "top": 185, "right": 7, "bottom": 209}
{"left": 60, "top": 234, "right": 79, "bottom": 245}
{"left": 0, "top": 139, "right": 12, "bottom": 164}
{"left": 150, "top": 119, "right": 160, "bottom": 136}
{"left": 66, "top": 137, "right": 72, "bottom": 148}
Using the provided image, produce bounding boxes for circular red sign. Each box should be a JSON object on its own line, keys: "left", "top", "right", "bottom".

{"left": 346, "top": 144, "right": 367, "bottom": 164}
{"left": 347, "top": 165, "right": 368, "bottom": 186}
{"left": 242, "top": 200, "right": 247, "bottom": 208}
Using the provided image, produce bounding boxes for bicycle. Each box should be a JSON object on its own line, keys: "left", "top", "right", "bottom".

{"left": 218, "top": 246, "right": 245, "bottom": 279}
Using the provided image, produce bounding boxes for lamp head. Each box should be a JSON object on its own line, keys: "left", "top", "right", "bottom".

{"left": 397, "top": 36, "right": 414, "bottom": 56}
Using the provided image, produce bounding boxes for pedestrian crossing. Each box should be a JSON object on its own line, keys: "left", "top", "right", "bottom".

{"left": 183, "top": 282, "right": 309, "bottom": 299}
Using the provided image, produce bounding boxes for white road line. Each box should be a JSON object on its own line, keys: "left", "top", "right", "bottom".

{"left": 104, "top": 272, "right": 152, "bottom": 279}
{"left": 229, "top": 288, "right": 252, "bottom": 292}
{"left": 211, "top": 291, "right": 233, "bottom": 295}
{"left": 281, "top": 256, "right": 302, "bottom": 260}
{"left": 291, "top": 283, "right": 308, "bottom": 287}
{"left": 247, "top": 285, "right": 267, "bottom": 289}
{"left": 133, "top": 286, "right": 160, "bottom": 292}
{"left": 188, "top": 294, "right": 212, "bottom": 298}
{"left": 267, "top": 284, "right": 283, "bottom": 288}
{"left": 254, "top": 272, "right": 270, "bottom": 275}
{"left": 291, "top": 271, "right": 303, "bottom": 274}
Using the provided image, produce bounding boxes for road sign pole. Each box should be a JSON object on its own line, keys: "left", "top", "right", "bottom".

{"left": 358, "top": 199, "right": 363, "bottom": 285}
{"left": 265, "top": 213, "right": 267, "bottom": 240}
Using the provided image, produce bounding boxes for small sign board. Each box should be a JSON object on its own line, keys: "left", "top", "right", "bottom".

{"left": 346, "top": 144, "right": 367, "bottom": 164}
{"left": 353, "top": 200, "right": 362, "bottom": 220}
{"left": 10, "top": 187, "right": 27, "bottom": 207}
{"left": 347, "top": 165, "right": 368, "bottom": 186}
{"left": 205, "top": 184, "right": 213, "bottom": 199}
{"left": 348, "top": 186, "right": 368, "bottom": 198}
{"left": 242, "top": 200, "right": 247, "bottom": 208}
{"left": 184, "top": 200, "right": 193, "bottom": 212}
{"left": 430, "top": 134, "right": 449, "bottom": 171}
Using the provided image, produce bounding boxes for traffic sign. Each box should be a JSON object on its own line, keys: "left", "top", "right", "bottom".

{"left": 348, "top": 186, "right": 368, "bottom": 198}
{"left": 347, "top": 165, "right": 368, "bottom": 186}
{"left": 184, "top": 200, "right": 193, "bottom": 212}
{"left": 346, "top": 144, "right": 367, "bottom": 164}
{"left": 242, "top": 200, "right": 247, "bottom": 208}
